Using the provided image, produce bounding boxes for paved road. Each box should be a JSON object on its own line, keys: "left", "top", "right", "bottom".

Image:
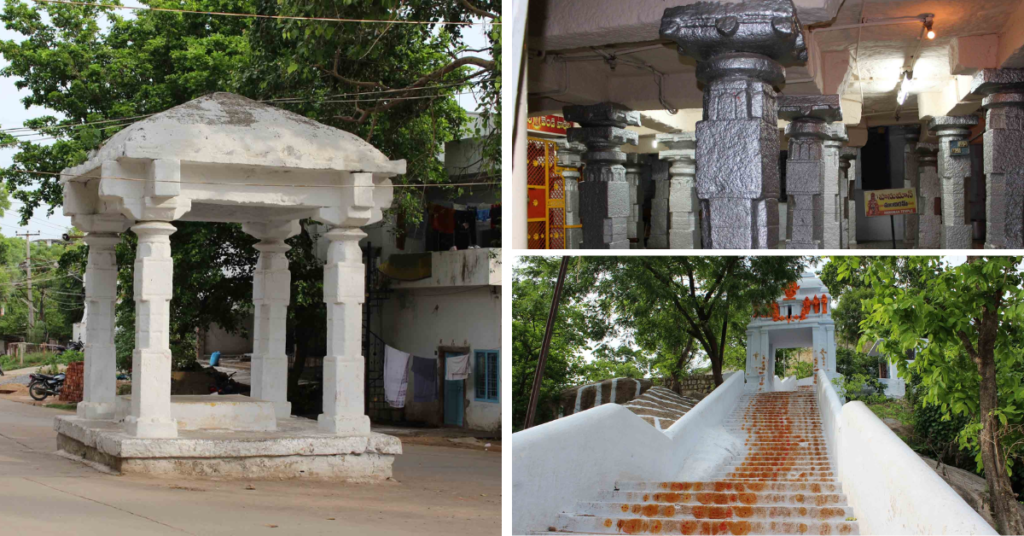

{"left": 0, "top": 399, "right": 500, "bottom": 535}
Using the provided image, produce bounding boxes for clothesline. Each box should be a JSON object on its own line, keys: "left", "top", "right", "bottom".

{"left": 383, "top": 343, "right": 469, "bottom": 409}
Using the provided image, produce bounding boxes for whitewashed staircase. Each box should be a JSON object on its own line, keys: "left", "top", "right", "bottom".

{"left": 543, "top": 389, "right": 860, "bottom": 535}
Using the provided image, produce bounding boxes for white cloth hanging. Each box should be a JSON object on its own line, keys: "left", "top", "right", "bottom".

{"left": 384, "top": 345, "right": 411, "bottom": 408}
{"left": 445, "top": 353, "right": 471, "bottom": 380}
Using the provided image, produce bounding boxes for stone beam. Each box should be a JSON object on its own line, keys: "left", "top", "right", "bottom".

{"left": 564, "top": 102, "right": 640, "bottom": 249}
{"left": 918, "top": 76, "right": 982, "bottom": 120}
{"left": 999, "top": 0, "right": 1024, "bottom": 68}
{"left": 661, "top": 0, "right": 807, "bottom": 249}
{"left": 949, "top": 35, "right": 999, "bottom": 76}
{"left": 969, "top": 69, "right": 1024, "bottom": 249}
{"left": 529, "top": 0, "right": 839, "bottom": 51}
{"left": 928, "top": 116, "right": 979, "bottom": 249}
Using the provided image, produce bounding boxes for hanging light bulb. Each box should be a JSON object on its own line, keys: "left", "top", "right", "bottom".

{"left": 896, "top": 72, "right": 910, "bottom": 105}
{"left": 925, "top": 19, "right": 935, "bottom": 39}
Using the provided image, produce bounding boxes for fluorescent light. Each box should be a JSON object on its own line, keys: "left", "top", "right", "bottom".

{"left": 896, "top": 72, "right": 910, "bottom": 105}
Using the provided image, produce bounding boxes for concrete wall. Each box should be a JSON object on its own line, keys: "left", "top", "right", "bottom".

{"left": 381, "top": 285, "right": 501, "bottom": 432}
{"left": 202, "top": 316, "right": 254, "bottom": 356}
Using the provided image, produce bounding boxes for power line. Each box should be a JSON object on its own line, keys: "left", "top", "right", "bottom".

{"left": 31, "top": 0, "right": 499, "bottom": 25}
{"left": 15, "top": 169, "right": 500, "bottom": 190}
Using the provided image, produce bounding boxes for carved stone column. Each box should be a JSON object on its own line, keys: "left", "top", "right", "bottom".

{"left": 319, "top": 227, "right": 370, "bottom": 435}
{"left": 916, "top": 143, "right": 942, "bottom": 248}
{"left": 970, "top": 70, "right": 1024, "bottom": 249}
{"left": 125, "top": 221, "right": 178, "bottom": 438}
{"left": 653, "top": 132, "right": 700, "bottom": 249}
{"left": 557, "top": 139, "right": 585, "bottom": 249}
{"left": 624, "top": 153, "right": 643, "bottom": 249}
{"left": 563, "top": 103, "right": 640, "bottom": 249}
{"left": 822, "top": 124, "right": 847, "bottom": 250}
{"left": 901, "top": 126, "right": 921, "bottom": 248}
{"left": 243, "top": 220, "right": 300, "bottom": 419}
{"left": 778, "top": 95, "right": 842, "bottom": 249}
{"left": 661, "top": 0, "right": 807, "bottom": 249}
{"left": 839, "top": 148, "right": 857, "bottom": 249}
{"left": 78, "top": 233, "right": 121, "bottom": 420}
{"left": 928, "top": 116, "right": 979, "bottom": 249}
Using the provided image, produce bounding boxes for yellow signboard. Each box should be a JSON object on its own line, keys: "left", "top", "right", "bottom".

{"left": 865, "top": 188, "right": 917, "bottom": 217}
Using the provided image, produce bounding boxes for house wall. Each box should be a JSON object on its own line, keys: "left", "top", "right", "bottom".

{"left": 202, "top": 316, "right": 253, "bottom": 357}
{"left": 380, "top": 285, "right": 501, "bottom": 432}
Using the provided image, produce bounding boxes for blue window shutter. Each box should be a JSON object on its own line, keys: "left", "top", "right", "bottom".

{"left": 475, "top": 351, "right": 486, "bottom": 399}
{"left": 487, "top": 351, "right": 499, "bottom": 400}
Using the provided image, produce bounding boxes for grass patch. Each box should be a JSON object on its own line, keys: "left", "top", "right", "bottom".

{"left": 0, "top": 351, "right": 57, "bottom": 370}
{"left": 45, "top": 402, "right": 78, "bottom": 411}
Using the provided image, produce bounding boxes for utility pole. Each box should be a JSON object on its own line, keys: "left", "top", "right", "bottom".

{"left": 15, "top": 231, "right": 40, "bottom": 330}
{"left": 523, "top": 256, "right": 570, "bottom": 430}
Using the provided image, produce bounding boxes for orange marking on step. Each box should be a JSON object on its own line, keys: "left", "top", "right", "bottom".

{"left": 644, "top": 494, "right": 651, "bottom": 502}
{"left": 642, "top": 504, "right": 660, "bottom": 517}
{"left": 604, "top": 518, "right": 613, "bottom": 528}
{"left": 680, "top": 520, "right": 699, "bottom": 535}
{"left": 662, "top": 505, "right": 676, "bottom": 517}
{"left": 798, "top": 523, "right": 808, "bottom": 534}
{"left": 708, "top": 506, "right": 732, "bottom": 519}
{"left": 729, "top": 521, "right": 752, "bottom": 535}
{"left": 622, "top": 504, "right": 630, "bottom": 513}
{"left": 819, "top": 522, "right": 832, "bottom": 535}
{"left": 733, "top": 506, "right": 753, "bottom": 518}
{"left": 794, "top": 494, "right": 805, "bottom": 503}
{"left": 839, "top": 524, "right": 852, "bottom": 535}
{"left": 621, "top": 518, "right": 648, "bottom": 534}
{"left": 738, "top": 493, "right": 757, "bottom": 505}
{"left": 651, "top": 519, "right": 663, "bottom": 534}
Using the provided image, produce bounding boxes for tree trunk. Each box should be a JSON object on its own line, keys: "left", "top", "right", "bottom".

{"left": 977, "top": 346, "right": 1024, "bottom": 535}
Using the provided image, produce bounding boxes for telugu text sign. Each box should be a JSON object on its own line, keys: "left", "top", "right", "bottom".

{"left": 865, "top": 188, "right": 917, "bottom": 217}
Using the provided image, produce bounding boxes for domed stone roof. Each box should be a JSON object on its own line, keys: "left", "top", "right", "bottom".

{"left": 64, "top": 92, "right": 405, "bottom": 178}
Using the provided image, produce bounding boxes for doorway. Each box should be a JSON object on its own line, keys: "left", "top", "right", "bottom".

{"left": 442, "top": 349, "right": 465, "bottom": 426}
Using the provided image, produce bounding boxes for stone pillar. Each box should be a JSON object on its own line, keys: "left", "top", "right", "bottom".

{"left": 916, "top": 143, "right": 942, "bottom": 248}
{"left": 319, "top": 227, "right": 370, "bottom": 435}
{"left": 778, "top": 95, "right": 843, "bottom": 249}
{"left": 624, "top": 153, "right": 643, "bottom": 249}
{"left": 901, "top": 126, "right": 921, "bottom": 248}
{"left": 654, "top": 132, "right": 700, "bottom": 249}
{"left": 563, "top": 103, "right": 640, "bottom": 249}
{"left": 928, "top": 116, "right": 979, "bottom": 248}
{"left": 839, "top": 148, "right": 857, "bottom": 249}
{"left": 125, "top": 222, "right": 177, "bottom": 438}
{"left": 822, "top": 125, "right": 847, "bottom": 249}
{"left": 661, "top": 0, "right": 807, "bottom": 249}
{"left": 557, "top": 140, "right": 585, "bottom": 249}
{"left": 77, "top": 233, "right": 120, "bottom": 420}
{"left": 243, "top": 220, "right": 300, "bottom": 419}
{"left": 970, "top": 70, "right": 1024, "bottom": 249}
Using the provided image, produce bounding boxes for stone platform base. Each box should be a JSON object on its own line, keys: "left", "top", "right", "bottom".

{"left": 115, "top": 394, "right": 277, "bottom": 432}
{"left": 55, "top": 415, "right": 401, "bottom": 480}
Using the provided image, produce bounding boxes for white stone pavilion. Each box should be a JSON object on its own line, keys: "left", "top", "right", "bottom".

{"left": 745, "top": 272, "right": 838, "bottom": 392}
{"left": 56, "top": 93, "right": 405, "bottom": 479}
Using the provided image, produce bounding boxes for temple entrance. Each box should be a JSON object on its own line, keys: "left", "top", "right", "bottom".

{"left": 745, "top": 273, "right": 838, "bottom": 392}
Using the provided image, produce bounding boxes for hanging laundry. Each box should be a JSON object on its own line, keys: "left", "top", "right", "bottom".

{"left": 384, "top": 345, "right": 411, "bottom": 408}
{"left": 454, "top": 210, "right": 477, "bottom": 249}
{"left": 476, "top": 208, "right": 490, "bottom": 222}
{"left": 429, "top": 204, "right": 456, "bottom": 234}
{"left": 445, "top": 353, "right": 471, "bottom": 381}
{"left": 411, "top": 356, "right": 438, "bottom": 403}
{"left": 490, "top": 204, "right": 501, "bottom": 229}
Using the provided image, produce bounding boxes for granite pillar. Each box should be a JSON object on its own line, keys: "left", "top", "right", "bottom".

{"left": 557, "top": 139, "right": 586, "bottom": 249}
{"left": 969, "top": 69, "right": 1024, "bottom": 249}
{"left": 778, "top": 95, "right": 843, "bottom": 249}
{"left": 839, "top": 147, "right": 857, "bottom": 249}
{"left": 901, "top": 126, "right": 921, "bottom": 248}
{"left": 661, "top": 0, "right": 807, "bottom": 249}
{"left": 928, "top": 116, "right": 979, "bottom": 249}
{"left": 916, "top": 143, "right": 942, "bottom": 248}
{"left": 653, "top": 132, "right": 700, "bottom": 249}
{"left": 563, "top": 103, "right": 640, "bottom": 249}
{"left": 78, "top": 233, "right": 120, "bottom": 420}
{"left": 822, "top": 125, "right": 848, "bottom": 249}
{"left": 624, "top": 153, "right": 643, "bottom": 249}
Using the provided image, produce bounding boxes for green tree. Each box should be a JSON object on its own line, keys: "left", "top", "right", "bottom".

{"left": 836, "top": 256, "right": 1024, "bottom": 534}
{"left": 511, "top": 257, "right": 596, "bottom": 429}
{"left": 584, "top": 256, "right": 806, "bottom": 386}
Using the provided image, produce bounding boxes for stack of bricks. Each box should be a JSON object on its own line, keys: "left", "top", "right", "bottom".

{"left": 60, "top": 361, "right": 84, "bottom": 403}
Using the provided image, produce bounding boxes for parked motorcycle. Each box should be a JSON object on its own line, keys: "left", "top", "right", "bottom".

{"left": 28, "top": 372, "right": 64, "bottom": 401}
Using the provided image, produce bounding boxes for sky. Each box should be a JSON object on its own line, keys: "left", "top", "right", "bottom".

{"left": 0, "top": 1, "right": 493, "bottom": 240}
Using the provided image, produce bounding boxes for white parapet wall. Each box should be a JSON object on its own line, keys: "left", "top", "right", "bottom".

{"left": 511, "top": 373, "right": 746, "bottom": 535}
{"left": 776, "top": 375, "right": 797, "bottom": 392}
{"left": 511, "top": 404, "right": 673, "bottom": 535}
{"left": 813, "top": 368, "right": 997, "bottom": 535}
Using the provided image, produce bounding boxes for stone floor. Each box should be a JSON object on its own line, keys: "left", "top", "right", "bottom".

{"left": 0, "top": 398, "right": 500, "bottom": 535}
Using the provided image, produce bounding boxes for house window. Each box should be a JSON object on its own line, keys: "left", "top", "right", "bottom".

{"left": 475, "top": 350, "right": 499, "bottom": 402}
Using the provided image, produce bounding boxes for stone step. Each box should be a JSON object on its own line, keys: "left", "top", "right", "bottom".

{"left": 725, "top": 464, "right": 834, "bottom": 472}
{"left": 592, "top": 490, "right": 848, "bottom": 506}
{"left": 615, "top": 481, "right": 843, "bottom": 494}
{"left": 718, "top": 470, "right": 835, "bottom": 480}
{"left": 574, "top": 501, "right": 856, "bottom": 521}
{"left": 551, "top": 515, "right": 860, "bottom": 535}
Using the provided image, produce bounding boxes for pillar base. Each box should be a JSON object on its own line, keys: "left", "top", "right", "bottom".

{"left": 941, "top": 225, "right": 972, "bottom": 249}
{"left": 76, "top": 401, "right": 116, "bottom": 421}
{"left": 271, "top": 401, "right": 292, "bottom": 420}
{"left": 318, "top": 414, "right": 371, "bottom": 436}
{"left": 124, "top": 415, "right": 178, "bottom": 439}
